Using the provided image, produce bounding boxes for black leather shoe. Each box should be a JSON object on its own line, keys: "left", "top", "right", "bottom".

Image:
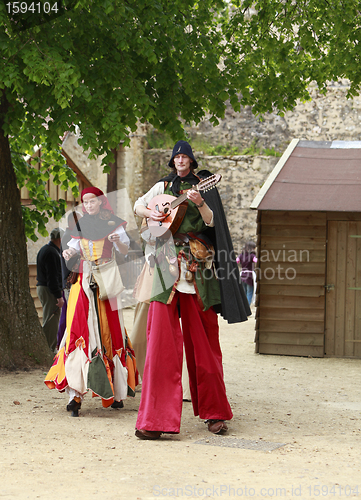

{"left": 66, "top": 399, "right": 81, "bottom": 417}
{"left": 111, "top": 400, "right": 124, "bottom": 409}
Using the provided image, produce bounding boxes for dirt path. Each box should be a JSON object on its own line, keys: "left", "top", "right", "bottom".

{"left": 0, "top": 307, "right": 360, "bottom": 499}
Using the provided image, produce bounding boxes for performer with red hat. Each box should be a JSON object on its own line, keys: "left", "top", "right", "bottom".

{"left": 45, "top": 187, "right": 138, "bottom": 416}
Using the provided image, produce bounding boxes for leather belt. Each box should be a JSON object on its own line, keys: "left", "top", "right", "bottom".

{"left": 87, "top": 258, "right": 111, "bottom": 266}
{"left": 173, "top": 233, "right": 189, "bottom": 247}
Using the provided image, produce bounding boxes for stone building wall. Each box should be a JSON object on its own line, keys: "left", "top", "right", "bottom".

{"left": 184, "top": 80, "right": 361, "bottom": 152}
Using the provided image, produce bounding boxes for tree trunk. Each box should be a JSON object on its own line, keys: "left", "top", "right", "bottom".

{"left": 107, "top": 148, "right": 118, "bottom": 194}
{"left": 0, "top": 90, "right": 52, "bottom": 369}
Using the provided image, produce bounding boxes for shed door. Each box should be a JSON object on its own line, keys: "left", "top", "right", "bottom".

{"left": 325, "top": 221, "right": 361, "bottom": 357}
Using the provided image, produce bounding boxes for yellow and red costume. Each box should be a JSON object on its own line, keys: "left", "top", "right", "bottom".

{"left": 45, "top": 188, "right": 137, "bottom": 409}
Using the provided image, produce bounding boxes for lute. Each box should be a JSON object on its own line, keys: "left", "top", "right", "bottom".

{"left": 147, "top": 173, "right": 222, "bottom": 237}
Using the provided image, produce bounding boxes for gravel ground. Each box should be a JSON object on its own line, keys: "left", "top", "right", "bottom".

{"left": 0, "top": 307, "right": 360, "bottom": 500}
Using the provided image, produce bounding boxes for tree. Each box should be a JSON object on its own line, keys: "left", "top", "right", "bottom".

{"left": 1, "top": 0, "right": 361, "bottom": 368}
{"left": 0, "top": 0, "right": 231, "bottom": 369}
{"left": 221, "top": 0, "right": 361, "bottom": 114}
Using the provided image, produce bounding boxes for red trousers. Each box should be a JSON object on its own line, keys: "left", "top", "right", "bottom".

{"left": 136, "top": 292, "right": 233, "bottom": 433}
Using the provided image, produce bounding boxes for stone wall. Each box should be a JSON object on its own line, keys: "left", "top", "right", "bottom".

{"left": 184, "top": 80, "right": 361, "bottom": 152}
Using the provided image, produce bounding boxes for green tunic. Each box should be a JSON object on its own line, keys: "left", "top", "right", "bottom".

{"left": 150, "top": 180, "right": 221, "bottom": 311}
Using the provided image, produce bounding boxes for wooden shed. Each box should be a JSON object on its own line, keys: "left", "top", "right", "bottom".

{"left": 250, "top": 139, "right": 361, "bottom": 359}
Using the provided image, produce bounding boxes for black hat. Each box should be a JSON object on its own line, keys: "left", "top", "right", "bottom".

{"left": 168, "top": 140, "right": 198, "bottom": 169}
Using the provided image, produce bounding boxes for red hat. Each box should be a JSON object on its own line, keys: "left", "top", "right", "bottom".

{"left": 81, "top": 187, "right": 114, "bottom": 213}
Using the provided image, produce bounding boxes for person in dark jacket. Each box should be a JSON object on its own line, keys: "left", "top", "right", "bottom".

{"left": 56, "top": 212, "right": 82, "bottom": 349}
{"left": 36, "top": 228, "right": 64, "bottom": 351}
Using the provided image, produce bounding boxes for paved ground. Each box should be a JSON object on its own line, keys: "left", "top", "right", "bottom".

{"left": 0, "top": 307, "right": 360, "bottom": 499}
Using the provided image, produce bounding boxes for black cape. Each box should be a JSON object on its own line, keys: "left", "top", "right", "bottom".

{"left": 160, "top": 170, "right": 251, "bottom": 324}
